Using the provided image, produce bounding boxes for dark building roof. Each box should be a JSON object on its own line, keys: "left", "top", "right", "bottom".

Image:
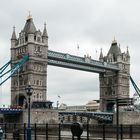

{"left": 107, "top": 40, "right": 121, "bottom": 61}
{"left": 23, "top": 18, "right": 36, "bottom": 34}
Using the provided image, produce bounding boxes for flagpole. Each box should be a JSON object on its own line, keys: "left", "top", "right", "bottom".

{"left": 77, "top": 44, "right": 79, "bottom": 56}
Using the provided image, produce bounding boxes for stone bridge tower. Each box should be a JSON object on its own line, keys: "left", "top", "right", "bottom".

{"left": 99, "top": 39, "right": 130, "bottom": 111}
{"left": 11, "top": 15, "right": 48, "bottom": 106}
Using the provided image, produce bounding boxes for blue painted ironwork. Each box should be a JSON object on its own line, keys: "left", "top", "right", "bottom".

{"left": 0, "top": 108, "right": 22, "bottom": 114}
{"left": 59, "top": 111, "right": 113, "bottom": 122}
{"left": 48, "top": 50, "right": 120, "bottom": 73}
{"left": 0, "top": 54, "right": 29, "bottom": 86}
{"left": 0, "top": 60, "right": 11, "bottom": 74}
{"left": 130, "top": 76, "right": 140, "bottom": 97}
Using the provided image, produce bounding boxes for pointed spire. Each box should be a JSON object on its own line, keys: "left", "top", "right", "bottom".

{"left": 126, "top": 46, "right": 130, "bottom": 57}
{"left": 118, "top": 44, "right": 121, "bottom": 54}
{"left": 23, "top": 13, "right": 36, "bottom": 34}
{"left": 112, "top": 37, "right": 117, "bottom": 45}
{"left": 27, "top": 11, "right": 32, "bottom": 20}
{"left": 11, "top": 26, "right": 17, "bottom": 40}
{"left": 99, "top": 48, "right": 104, "bottom": 61}
{"left": 107, "top": 38, "right": 122, "bottom": 61}
{"left": 42, "top": 22, "right": 48, "bottom": 37}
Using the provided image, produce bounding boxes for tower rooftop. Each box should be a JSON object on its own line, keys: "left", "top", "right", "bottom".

{"left": 23, "top": 17, "right": 37, "bottom": 34}
{"left": 107, "top": 39, "right": 121, "bottom": 61}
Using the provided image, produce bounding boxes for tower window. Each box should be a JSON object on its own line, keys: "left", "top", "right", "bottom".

{"left": 25, "top": 36, "right": 28, "bottom": 42}
{"left": 37, "top": 93, "right": 39, "bottom": 99}
{"left": 37, "top": 80, "right": 38, "bottom": 85}
{"left": 19, "top": 80, "right": 22, "bottom": 85}
{"left": 34, "top": 36, "right": 36, "bottom": 40}
{"left": 37, "top": 37, "right": 41, "bottom": 42}
{"left": 33, "top": 65, "right": 36, "bottom": 70}
{"left": 37, "top": 46, "right": 41, "bottom": 52}
{"left": 40, "top": 81, "right": 42, "bottom": 85}
{"left": 14, "top": 81, "right": 16, "bottom": 86}
{"left": 22, "top": 47, "right": 25, "bottom": 53}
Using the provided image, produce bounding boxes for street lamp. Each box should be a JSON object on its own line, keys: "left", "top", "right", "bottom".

{"left": 25, "top": 84, "right": 33, "bottom": 140}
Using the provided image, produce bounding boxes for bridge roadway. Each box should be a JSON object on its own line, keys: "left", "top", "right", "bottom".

{"left": 48, "top": 50, "right": 120, "bottom": 73}
{"left": 59, "top": 111, "right": 113, "bottom": 122}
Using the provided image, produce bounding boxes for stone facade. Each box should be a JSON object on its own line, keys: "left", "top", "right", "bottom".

{"left": 11, "top": 16, "right": 48, "bottom": 106}
{"left": 99, "top": 40, "right": 130, "bottom": 111}
{"left": 114, "top": 111, "right": 140, "bottom": 124}
{"left": 58, "top": 101, "right": 100, "bottom": 124}
{"left": 22, "top": 109, "right": 58, "bottom": 124}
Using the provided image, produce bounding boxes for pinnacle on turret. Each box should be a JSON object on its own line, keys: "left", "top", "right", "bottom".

{"left": 126, "top": 46, "right": 130, "bottom": 57}
{"left": 42, "top": 22, "right": 48, "bottom": 37}
{"left": 99, "top": 48, "right": 103, "bottom": 60}
{"left": 118, "top": 44, "right": 121, "bottom": 54}
{"left": 112, "top": 37, "right": 117, "bottom": 45}
{"left": 11, "top": 26, "right": 17, "bottom": 40}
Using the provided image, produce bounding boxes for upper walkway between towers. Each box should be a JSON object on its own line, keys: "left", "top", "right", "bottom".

{"left": 47, "top": 50, "right": 120, "bottom": 73}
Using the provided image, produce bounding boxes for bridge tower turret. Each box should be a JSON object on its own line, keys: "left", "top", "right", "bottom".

{"left": 99, "top": 39, "right": 130, "bottom": 111}
{"left": 10, "top": 15, "right": 48, "bottom": 106}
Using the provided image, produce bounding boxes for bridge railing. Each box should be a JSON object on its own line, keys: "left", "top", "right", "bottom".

{"left": 1, "top": 123, "right": 140, "bottom": 139}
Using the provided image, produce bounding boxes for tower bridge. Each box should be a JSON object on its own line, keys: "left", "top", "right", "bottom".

{"left": 0, "top": 15, "right": 130, "bottom": 115}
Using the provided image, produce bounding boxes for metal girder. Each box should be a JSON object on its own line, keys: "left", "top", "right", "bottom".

{"left": 48, "top": 59, "right": 106, "bottom": 73}
{"left": 59, "top": 111, "right": 113, "bottom": 122}
{"left": 130, "top": 76, "right": 140, "bottom": 97}
{"left": 48, "top": 50, "right": 120, "bottom": 73}
{"left": 0, "top": 54, "right": 29, "bottom": 86}
{"left": 0, "top": 60, "right": 11, "bottom": 74}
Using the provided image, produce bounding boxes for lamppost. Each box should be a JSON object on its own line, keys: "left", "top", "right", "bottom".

{"left": 25, "top": 84, "right": 33, "bottom": 140}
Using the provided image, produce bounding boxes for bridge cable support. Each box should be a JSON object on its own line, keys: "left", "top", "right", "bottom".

{"left": 0, "top": 54, "right": 29, "bottom": 86}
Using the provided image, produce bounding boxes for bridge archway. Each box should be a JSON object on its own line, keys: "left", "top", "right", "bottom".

{"left": 14, "top": 95, "right": 26, "bottom": 107}
{"left": 18, "top": 95, "right": 26, "bottom": 106}
{"left": 106, "top": 102, "right": 115, "bottom": 112}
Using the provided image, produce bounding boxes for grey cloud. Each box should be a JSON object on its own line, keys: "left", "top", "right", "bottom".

{"left": 0, "top": 0, "right": 140, "bottom": 105}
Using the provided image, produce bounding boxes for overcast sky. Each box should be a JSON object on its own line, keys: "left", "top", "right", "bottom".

{"left": 0, "top": 0, "right": 140, "bottom": 107}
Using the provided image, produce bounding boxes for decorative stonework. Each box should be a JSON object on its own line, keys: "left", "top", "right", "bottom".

{"left": 99, "top": 40, "right": 130, "bottom": 111}
{"left": 11, "top": 17, "right": 48, "bottom": 106}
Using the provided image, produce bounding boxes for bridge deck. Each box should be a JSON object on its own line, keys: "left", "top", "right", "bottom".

{"left": 48, "top": 50, "right": 120, "bottom": 73}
